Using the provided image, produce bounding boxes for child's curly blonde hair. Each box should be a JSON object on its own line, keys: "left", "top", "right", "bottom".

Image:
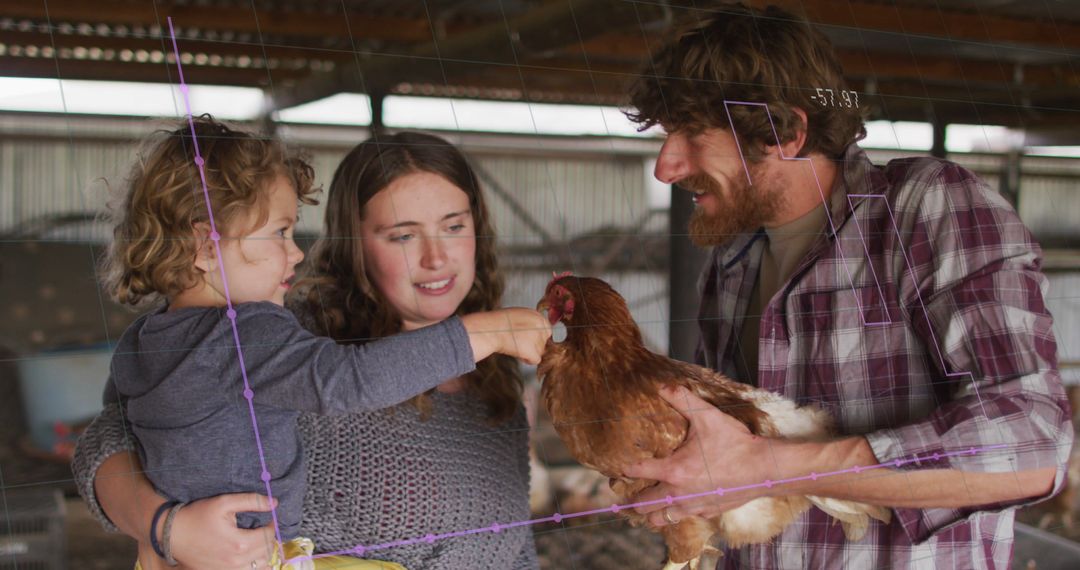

{"left": 104, "top": 115, "right": 318, "bottom": 307}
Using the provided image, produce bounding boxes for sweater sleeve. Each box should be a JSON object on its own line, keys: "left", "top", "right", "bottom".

{"left": 509, "top": 531, "right": 540, "bottom": 570}
{"left": 70, "top": 401, "right": 135, "bottom": 533}
{"left": 236, "top": 303, "right": 477, "bottom": 415}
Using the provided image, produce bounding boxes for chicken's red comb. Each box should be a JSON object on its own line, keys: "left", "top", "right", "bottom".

{"left": 550, "top": 271, "right": 573, "bottom": 283}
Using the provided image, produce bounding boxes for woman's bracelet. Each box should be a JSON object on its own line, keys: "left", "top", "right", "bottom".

{"left": 162, "top": 501, "right": 187, "bottom": 566}
{"left": 149, "top": 500, "right": 179, "bottom": 558}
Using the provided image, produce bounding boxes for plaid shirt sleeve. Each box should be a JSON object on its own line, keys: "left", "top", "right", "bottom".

{"left": 863, "top": 160, "right": 1074, "bottom": 544}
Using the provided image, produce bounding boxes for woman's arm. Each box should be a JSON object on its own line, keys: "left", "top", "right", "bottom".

{"left": 509, "top": 531, "right": 540, "bottom": 570}
{"left": 93, "top": 451, "right": 167, "bottom": 540}
{"left": 73, "top": 405, "right": 279, "bottom": 568}
{"left": 72, "top": 402, "right": 138, "bottom": 532}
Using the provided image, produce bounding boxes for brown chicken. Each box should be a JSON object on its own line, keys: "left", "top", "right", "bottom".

{"left": 536, "top": 274, "right": 891, "bottom": 569}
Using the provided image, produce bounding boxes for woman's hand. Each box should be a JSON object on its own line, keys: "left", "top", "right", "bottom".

{"left": 169, "top": 493, "right": 278, "bottom": 569}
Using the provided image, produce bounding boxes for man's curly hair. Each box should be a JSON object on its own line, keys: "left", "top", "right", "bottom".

{"left": 626, "top": 3, "right": 866, "bottom": 160}
{"left": 104, "top": 115, "right": 318, "bottom": 307}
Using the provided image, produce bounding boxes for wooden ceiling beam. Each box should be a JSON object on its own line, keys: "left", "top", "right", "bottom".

{"left": 7, "top": 28, "right": 1073, "bottom": 95}
{"left": 561, "top": 34, "right": 1076, "bottom": 91}
{"left": 270, "top": 0, "right": 668, "bottom": 111}
{"left": 761, "top": 0, "right": 1080, "bottom": 52}
{"left": 0, "top": 29, "right": 353, "bottom": 62}
{"left": 0, "top": 0, "right": 432, "bottom": 42}
{"left": 0, "top": 55, "right": 307, "bottom": 86}
{"left": 576, "top": 2, "right": 1080, "bottom": 59}
{"left": 837, "top": 50, "right": 1077, "bottom": 90}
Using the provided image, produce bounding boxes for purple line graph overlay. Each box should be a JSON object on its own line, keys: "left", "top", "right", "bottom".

{"left": 721, "top": 100, "right": 986, "bottom": 416}
{"left": 301, "top": 444, "right": 1009, "bottom": 563}
{"left": 166, "top": 18, "right": 287, "bottom": 563}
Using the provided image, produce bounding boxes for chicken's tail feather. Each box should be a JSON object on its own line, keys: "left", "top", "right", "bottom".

{"left": 806, "top": 496, "right": 892, "bottom": 542}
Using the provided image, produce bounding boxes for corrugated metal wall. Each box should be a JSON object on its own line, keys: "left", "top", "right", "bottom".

{"left": 1048, "top": 274, "right": 1080, "bottom": 384}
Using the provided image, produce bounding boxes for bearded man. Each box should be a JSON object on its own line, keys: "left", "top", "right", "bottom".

{"left": 622, "top": 4, "right": 1073, "bottom": 569}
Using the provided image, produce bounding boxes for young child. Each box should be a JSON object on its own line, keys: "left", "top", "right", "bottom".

{"left": 103, "top": 116, "right": 550, "bottom": 569}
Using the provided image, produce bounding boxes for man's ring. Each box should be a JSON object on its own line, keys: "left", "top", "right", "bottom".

{"left": 663, "top": 508, "right": 679, "bottom": 525}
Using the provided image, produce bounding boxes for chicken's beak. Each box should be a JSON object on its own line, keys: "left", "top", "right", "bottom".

{"left": 537, "top": 299, "right": 558, "bottom": 325}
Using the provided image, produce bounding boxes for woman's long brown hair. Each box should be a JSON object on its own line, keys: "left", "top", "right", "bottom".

{"left": 291, "top": 131, "right": 520, "bottom": 423}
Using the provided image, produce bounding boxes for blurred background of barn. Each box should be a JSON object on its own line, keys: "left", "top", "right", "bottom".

{"left": 1, "top": 1, "right": 1079, "bottom": 568}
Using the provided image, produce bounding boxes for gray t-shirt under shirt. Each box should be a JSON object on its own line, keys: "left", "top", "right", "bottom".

{"left": 736, "top": 204, "right": 828, "bottom": 385}
{"left": 109, "top": 301, "right": 475, "bottom": 540}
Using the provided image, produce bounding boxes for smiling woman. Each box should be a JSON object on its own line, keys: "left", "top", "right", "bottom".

{"left": 280, "top": 131, "right": 536, "bottom": 567}
{"left": 360, "top": 171, "right": 478, "bottom": 331}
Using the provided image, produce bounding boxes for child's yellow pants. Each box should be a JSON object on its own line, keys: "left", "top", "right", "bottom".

{"left": 135, "top": 536, "right": 405, "bottom": 570}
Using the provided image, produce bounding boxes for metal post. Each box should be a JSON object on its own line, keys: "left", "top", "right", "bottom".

{"left": 668, "top": 183, "right": 709, "bottom": 361}
{"left": 1000, "top": 149, "right": 1022, "bottom": 209}
{"left": 369, "top": 91, "right": 385, "bottom": 136}
{"left": 931, "top": 118, "right": 947, "bottom": 159}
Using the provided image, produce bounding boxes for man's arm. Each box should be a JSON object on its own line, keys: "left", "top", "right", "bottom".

{"left": 627, "top": 388, "right": 1056, "bottom": 524}
{"left": 780, "top": 435, "right": 1055, "bottom": 509}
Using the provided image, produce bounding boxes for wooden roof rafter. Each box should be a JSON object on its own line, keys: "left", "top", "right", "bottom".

{"left": 0, "top": 0, "right": 1075, "bottom": 130}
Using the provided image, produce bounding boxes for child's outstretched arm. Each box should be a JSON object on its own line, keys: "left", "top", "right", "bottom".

{"left": 229, "top": 304, "right": 501, "bottom": 415}
{"left": 461, "top": 307, "right": 552, "bottom": 365}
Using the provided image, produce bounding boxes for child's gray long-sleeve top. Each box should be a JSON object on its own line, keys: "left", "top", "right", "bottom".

{"left": 109, "top": 301, "right": 475, "bottom": 540}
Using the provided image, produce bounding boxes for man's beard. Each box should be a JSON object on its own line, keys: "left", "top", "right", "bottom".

{"left": 684, "top": 162, "right": 785, "bottom": 248}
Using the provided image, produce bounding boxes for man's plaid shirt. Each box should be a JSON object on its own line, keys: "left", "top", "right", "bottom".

{"left": 697, "top": 145, "right": 1073, "bottom": 569}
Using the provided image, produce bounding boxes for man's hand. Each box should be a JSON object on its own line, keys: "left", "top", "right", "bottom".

{"left": 625, "top": 386, "right": 782, "bottom": 526}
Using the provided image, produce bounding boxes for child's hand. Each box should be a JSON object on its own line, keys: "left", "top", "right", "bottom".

{"left": 462, "top": 308, "right": 552, "bottom": 365}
